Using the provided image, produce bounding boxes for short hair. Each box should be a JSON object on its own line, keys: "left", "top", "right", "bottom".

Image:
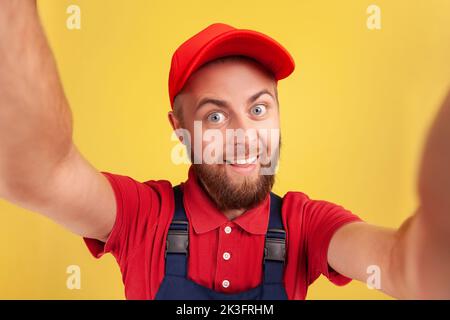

{"left": 172, "top": 55, "right": 278, "bottom": 123}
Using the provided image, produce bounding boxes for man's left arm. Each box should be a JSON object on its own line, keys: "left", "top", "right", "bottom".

{"left": 327, "top": 89, "right": 450, "bottom": 299}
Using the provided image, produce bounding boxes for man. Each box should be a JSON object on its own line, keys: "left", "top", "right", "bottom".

{"left": 0, "top": 1, "right": 449, "bottom": 300}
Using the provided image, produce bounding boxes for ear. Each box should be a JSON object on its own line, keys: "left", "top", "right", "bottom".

{"left": 168, "top": 111, "right": 184, "bottom": 143}
{"left": 167, "top": 110, "right": 179, "bottom": 130}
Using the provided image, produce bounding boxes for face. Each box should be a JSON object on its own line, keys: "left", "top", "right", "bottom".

{"left": 169, "top": 57, "right": 281, "bottom": 211}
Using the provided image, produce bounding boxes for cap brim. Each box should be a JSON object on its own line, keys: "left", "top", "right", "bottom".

{"left": 179, "top": 28, "right": 295, "bottom": 94}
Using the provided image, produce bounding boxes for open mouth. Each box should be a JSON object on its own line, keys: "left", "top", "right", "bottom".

{"left": 224, "top": 155, "right": 259, "bottom": 174}
{"left": 225, "top": 155, "right": 258, "bottom": 165}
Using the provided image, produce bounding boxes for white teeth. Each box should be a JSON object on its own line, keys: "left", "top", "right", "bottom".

{"left": 227, "top": 156, "right": 258, "bottom": 165}
{"left": 247, "top": 156, "right": 257, "bottom": 164}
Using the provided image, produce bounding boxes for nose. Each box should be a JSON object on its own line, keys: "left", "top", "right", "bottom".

{"left": 226, "top": 113, "right": 259, "bottom": 158}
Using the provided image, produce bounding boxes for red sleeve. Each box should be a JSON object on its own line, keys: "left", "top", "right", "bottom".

{"left": 304, "top": 199, "right": 363, "bottom": 286}
{"left": 83, "top": 172, "right": 166, "bottom": 266}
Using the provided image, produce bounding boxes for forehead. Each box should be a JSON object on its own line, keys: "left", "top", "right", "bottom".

{"left": 179, "top": 57, "right": 277, "bottom": 101}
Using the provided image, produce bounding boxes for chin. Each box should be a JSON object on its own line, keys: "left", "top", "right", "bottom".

{"left": 225, "top": 165, "right": 260, "bottom": 184}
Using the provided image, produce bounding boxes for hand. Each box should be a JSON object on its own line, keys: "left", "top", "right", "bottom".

{"left": 411, "top": 88, "right": 450, "bottom": 298}
{"left": 418, "top": 89, "right": 450, "bottom": 229}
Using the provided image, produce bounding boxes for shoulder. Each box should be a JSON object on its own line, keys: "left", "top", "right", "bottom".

{"left": 101, "top": 171, "right": 176, "bottom": 219}
{"left": 281, "top": 190, "right": 352, "bottom": 217}
{"left": 143, "top": 178, "right": 174, "bottom": 196}
{"left": 279, "top": 191, "right": 311, "bottom": 221}
{"left": 280, "top": 190, "right": 360, "bottom": 234}
{"left": 282, "top": 191, "right": 311, "bottom": 207}
{"left": 102, "top": 171, "right": 174, "bottom": 198}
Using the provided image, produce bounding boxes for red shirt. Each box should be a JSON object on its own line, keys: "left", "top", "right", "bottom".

{"left": 84, "top": 166, "right": 362, "bottom": 299}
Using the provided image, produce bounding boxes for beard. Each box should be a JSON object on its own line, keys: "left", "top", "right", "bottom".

{"left": 192, "top": 140, "right": 280, "bottom": 212}
{"left": 193, "top": 163, "right": 275, "bottom": 211}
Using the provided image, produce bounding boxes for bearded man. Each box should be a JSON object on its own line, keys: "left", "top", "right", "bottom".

{"left": 1, "top": 1, "right": 450, "bottom": 300}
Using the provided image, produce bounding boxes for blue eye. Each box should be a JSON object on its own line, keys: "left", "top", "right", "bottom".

{"left": 207, "top": 112, "right": 225, "bottom": 123}
{"left": 251, "top": 104, "right": 267, "bottom": 116}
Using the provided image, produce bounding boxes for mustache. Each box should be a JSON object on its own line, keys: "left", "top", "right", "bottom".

{"left": 185, "top": 136, "right": 281, "bottom": 176}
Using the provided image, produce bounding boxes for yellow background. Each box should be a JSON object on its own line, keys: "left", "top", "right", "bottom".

{"left": 0, "top": 0, "right": 449, "bottom": 299}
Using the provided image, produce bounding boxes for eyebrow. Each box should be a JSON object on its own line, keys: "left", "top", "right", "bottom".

{"left": 195, "top": 89, "right": 275, "bottom": 111}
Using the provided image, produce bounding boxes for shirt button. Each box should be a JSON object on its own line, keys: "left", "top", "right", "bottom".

{"left": 223, "top": 252, "right": 231, "bottom": 260}
{"left": 224, "top": 226, "right": 232, "bottom": 234}
{"left": 222, "top": 280, "right": 230, "bottom": 288}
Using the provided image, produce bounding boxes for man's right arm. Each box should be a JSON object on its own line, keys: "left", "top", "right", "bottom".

{"left": 0, "top": 0, "right": 116, "bottom": 242}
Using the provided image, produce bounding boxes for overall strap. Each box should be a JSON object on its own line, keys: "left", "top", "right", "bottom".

{"left": 165, "top": 186, "right": 286, "bottom": 283}
{"left": 165, "top": 185, "right": 189, "bottom": 277}
{"left": 263, "top": 193, "right": 286, "bottom": 284}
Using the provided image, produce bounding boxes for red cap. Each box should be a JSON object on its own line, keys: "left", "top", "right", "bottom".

{"left": 168, "top": 23, "right": 295, "bottom": 108}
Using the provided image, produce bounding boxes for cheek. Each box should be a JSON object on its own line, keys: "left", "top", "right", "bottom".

{"left": 263, "top": 112, "right": 280, "bottom": 130}
{"left": 200, "top": 128, "right": 227, "bottom": 163}
{"left": 258, "top": 128, "right": 280, "bottom": 162}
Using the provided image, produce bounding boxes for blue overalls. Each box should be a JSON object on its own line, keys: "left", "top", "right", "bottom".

{"left": 155, "top": 185, "right": 288, "bottom": 300}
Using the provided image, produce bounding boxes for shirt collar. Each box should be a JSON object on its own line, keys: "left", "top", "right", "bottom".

{"left": 182, "top": 166, "right": 271, "bottom": 235}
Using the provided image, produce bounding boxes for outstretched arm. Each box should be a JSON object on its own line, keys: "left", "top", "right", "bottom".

{"left": 0, "top": 0, "right": 116, "bottom": 241}
{"left": 327, "top": 89, "right": 450, "bottom": 299}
